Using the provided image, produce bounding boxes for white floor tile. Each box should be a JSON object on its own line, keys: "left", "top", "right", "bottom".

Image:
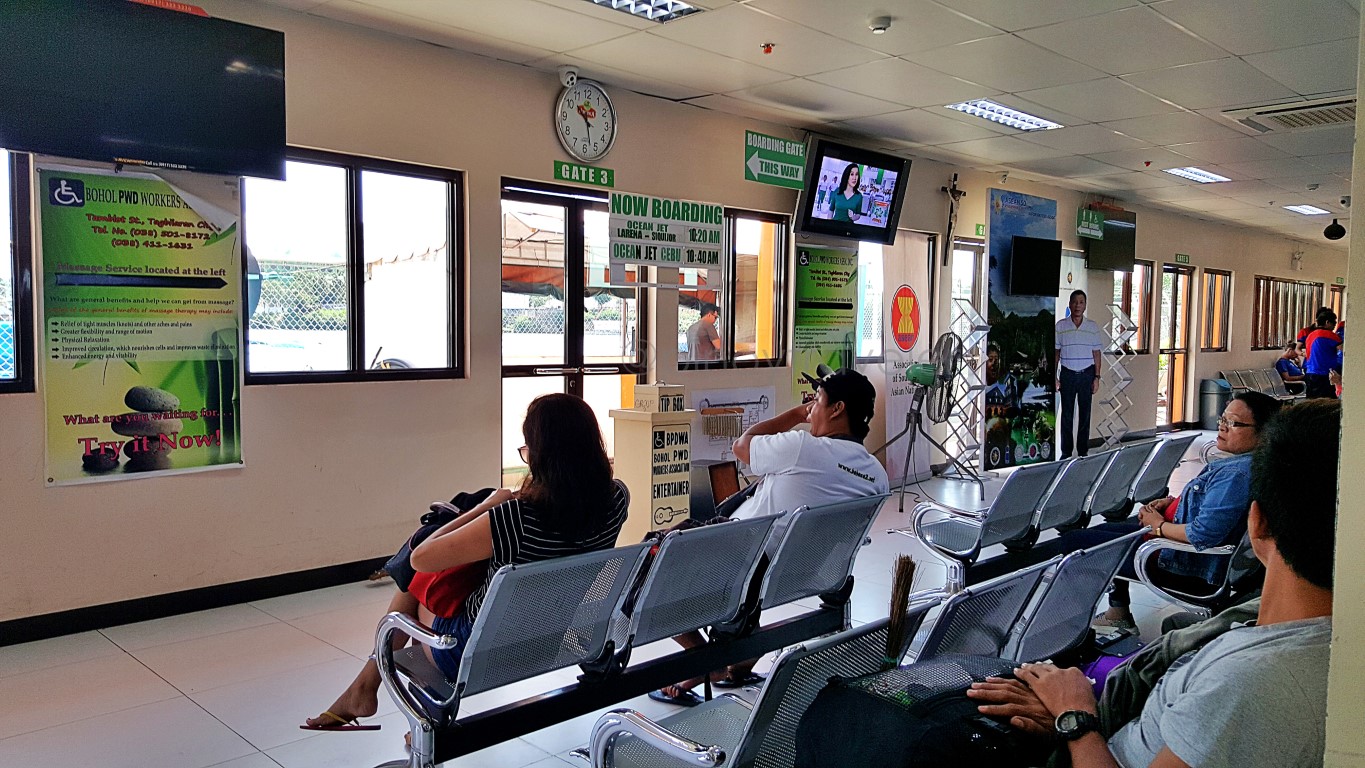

{"left": 190, "top": 656, "right": 398, "bottom": 751}
{"left": 0, "top": 652, "right": 180, "bottom": 740}
{"left": 130, "top": 621, "right": 348, "bottom": 694}
{"left": 101, "top": 603, "right": 279, "bottom": 652}
{"left": 0, "top": 697, "right": 256, "bottom": 768}
{"left": 265, "top": 710, "right": 409, "bottom": 768}
{"left": 208, "top": 754, "right": 285, "bottom": 768}
{"left": 251, "top": 580, "right": 395, "bottom": 622}
{"left": 445, "top": 736, "right": 555, "bottom": 767}
{"left": 284, "top": 600, "right": 390, "bottom": 660}
{"left": 0, "top": 630, "right": 125, "bottom": 680}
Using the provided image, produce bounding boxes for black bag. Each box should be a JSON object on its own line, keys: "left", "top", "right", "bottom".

{"left": 796, "top": 655, "right": 1054, "bottom": 768}
{"left": 384, "top": 488, "right": 496, "bottom": 592}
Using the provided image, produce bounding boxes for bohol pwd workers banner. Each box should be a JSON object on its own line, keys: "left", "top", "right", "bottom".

{"left": 38, "top": 165, "right": 243, "bottom": 485}
{"left": 792, "top": 245, "right": 858, "bottom": 404}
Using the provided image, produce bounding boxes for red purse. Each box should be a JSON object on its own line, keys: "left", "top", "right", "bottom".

{"left": 407, "top": 561, "right": 487, "bottom": 618}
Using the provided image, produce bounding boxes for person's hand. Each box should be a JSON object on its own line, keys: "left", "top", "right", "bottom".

{"left": 488, "top": 487, "right": 517, "bottom": 506}
{"left": 1014, "top": 664, "right": 1098, "bottom": 718}
{"left": 1091, "top": 377, "right": 1101, "bottom": 394}
{"left": 966, "top": 677, "right": 1055, "bottom": 737}
{"left": 1137, "top": 505, "right": 1164, "bottom": 532}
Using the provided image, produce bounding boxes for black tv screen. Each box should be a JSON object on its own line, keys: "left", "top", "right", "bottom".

{"left": 1084, "top": 209, "right": 1137, "bottom": 271}
{"left": 0, "top": 0, "right": 285, "bottom": 179}
{"left": 1009, "top": 236, "right": 1062, "bottom": 296}
{"left": 795, "top": 139, "right": 910, "bottom": 246}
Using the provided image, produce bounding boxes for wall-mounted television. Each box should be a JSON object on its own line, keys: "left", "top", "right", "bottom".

{"left": 1009, "top": 236, "right": 1063, "bottom": 296}
{"left": 0, "top": 0, "right": 286, "bottom": 179}
{"left": 1084, "top": 209, "right": 1137, "bottom": 272}
{"left": 795, "top": 139, "right": 911, "bottom": 246}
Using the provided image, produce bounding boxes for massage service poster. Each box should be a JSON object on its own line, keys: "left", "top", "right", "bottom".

{"left": 792, "top": 245, "right": 858, "bottom": 404}
{"left": 38, "top": 166, "right": 243, "bottom": 485}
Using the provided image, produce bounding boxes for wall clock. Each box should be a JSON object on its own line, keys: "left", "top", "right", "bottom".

{"left": 555, "top": 79, "right": 617, "bottom": 163}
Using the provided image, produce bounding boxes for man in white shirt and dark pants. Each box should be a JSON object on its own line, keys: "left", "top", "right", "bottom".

{"left": 1055, "top": 290, "right": 1104, "bottom": 458}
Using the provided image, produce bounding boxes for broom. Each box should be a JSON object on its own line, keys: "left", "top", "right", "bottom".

{"left": 883, "top": 554, "right": 918, "bottom": 670}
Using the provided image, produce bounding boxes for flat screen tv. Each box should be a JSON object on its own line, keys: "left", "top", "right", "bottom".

{"left": 1084, "top": 209, "right": 1137, "bottom": 271}
{"left": 796, "top": 139, "right": 911, "bottom": 246}
{"left": 0, "top": 0, "right": 285, "bottom": 179}
{"left": 1009, "top": 236, "right": 1063, "bottom": 296}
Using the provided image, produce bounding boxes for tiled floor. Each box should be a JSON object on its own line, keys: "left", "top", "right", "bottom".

{"left": 0, "top": 434, "right": 1212, "bottom": 767}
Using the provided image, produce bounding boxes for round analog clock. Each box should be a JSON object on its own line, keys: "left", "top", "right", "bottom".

{"left": 555, "top": 79, "right": 617, "bottom": 163}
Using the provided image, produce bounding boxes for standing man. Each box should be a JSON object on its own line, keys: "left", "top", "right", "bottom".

{"left": 1055, "top": 290, "right": 1104, "bottom": 458}
{"left": 685, "top": 303, "right": 722, "bottom": 362}
{"left": 1302, "top": 309, "right": 1341, "bottom": 398}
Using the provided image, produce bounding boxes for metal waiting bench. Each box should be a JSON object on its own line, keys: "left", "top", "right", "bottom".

{"left": 373, "top": 493, "right": 888, "bottom": 768}
{"left": 1133, "top": 531, "right": 1264, "bottom": 619}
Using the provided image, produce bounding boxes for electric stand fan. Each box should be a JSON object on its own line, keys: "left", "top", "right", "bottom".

{"left": 875, "top": 332, "right": 986, "bottom": 511}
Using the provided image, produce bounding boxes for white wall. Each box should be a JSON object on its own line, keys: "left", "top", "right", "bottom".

{"left": 0, "top": 0, "right": 1347, "bottom": 622}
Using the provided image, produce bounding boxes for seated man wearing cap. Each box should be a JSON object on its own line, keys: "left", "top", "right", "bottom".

{"left": 649, "top": 367, "right": 889, "bottom": 706}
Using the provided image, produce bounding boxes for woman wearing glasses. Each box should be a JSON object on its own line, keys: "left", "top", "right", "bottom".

{"left": 303, "top": 393, "right": 629, "bottom": 732}
{"left": 1085, "top": 391, "right": 1281, "bottom": 630}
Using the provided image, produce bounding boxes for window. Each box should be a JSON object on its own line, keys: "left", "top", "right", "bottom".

{"left": 856, "top": 242, "right": 884, "bottom": 361}
{"left": 1252, "top": 275, "right": 1324, "bottom": 350}
{"left": 679, "top": 211, "right": 785, "bottom": 366}
{"left": 0, "top": 150, "right": 35, "bottom": 394}
{"left": 1199, "top": 269, "right": 1232, "bottom": 352}
{"left": 242, "top": 150, "right": 462, "bottom": 382}
{"left": 1330, "top": 283, "right": 1346, "bottom": 322}
{"left": 1111, "top": 260, "right": 1153, "bottom": 353}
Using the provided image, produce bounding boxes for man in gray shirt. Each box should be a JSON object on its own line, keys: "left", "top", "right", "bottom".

{"left": 969, "top": 399, "right": 1339, "bottom": 768}
{"left": 686, "top": 303, "right": 721, "bottom": 361}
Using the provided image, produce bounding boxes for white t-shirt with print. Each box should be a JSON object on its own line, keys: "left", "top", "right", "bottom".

{"left": 731, "top": 430, "right": 889, "bottom": 521}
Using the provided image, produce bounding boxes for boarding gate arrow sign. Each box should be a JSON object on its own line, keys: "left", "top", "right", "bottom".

{"left": 744, "top": 130, "right": 806, "bottom": 190}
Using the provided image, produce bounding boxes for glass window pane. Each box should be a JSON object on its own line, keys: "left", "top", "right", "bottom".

{"left": 584, "top": 209, "right": 640, "bottom": 365}
{"left": 0, "top": 149, "right": 13, "bottom": 381}
{"left": 243, "top": 161, "right": 350, "bottom": 373}
{"left": 501, "top": 199, "right": 566, "bottom": 367}
{"left": 857, "top": 241, "right": 883, "bottom": 358}
{"left": 361, "top": 170, "right": 451, "bottom": 369}
{"left": 678, "top": 265, "right": 719, "bottom": 363}
{"left": 734, "top": 218, "right": 780, "bottom": 361}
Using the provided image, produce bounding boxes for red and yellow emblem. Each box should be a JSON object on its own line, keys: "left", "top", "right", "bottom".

{"left": 890, "top": 284, "right": 919, "bottom": 352}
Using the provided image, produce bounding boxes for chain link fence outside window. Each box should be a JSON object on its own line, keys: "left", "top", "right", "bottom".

{"left": 0, "top": 275, "right": 14, "bottom": 379}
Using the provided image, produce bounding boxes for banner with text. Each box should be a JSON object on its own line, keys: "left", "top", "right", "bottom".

{"left": 792, "top": 245, "right": 858, "bottom": 404}
{"left": 608, "top": 192, "right": 723, "bottom": 270}
{"left": 39, "top": 166, "right": 243, "bottom": 485}
{"left": 880, "top": 232, "right": 934, "bottom": 486}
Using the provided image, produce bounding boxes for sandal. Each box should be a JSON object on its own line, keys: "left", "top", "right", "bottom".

{"left": 300, "top": 710, "right": 382, "bottom": 731}
{"left": 712, "top": 672, "right": 765, "bottom": 689}
{"left": 648, "top": 687, "right": 704, "bottom": 707}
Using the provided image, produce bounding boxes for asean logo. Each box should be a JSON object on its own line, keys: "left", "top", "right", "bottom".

{"left": 890, "top": 284, "right": 920, "bottom": 352}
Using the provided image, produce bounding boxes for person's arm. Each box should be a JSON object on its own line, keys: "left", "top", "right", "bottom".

{"left": 1013, "top": 664, "right": 1131, "bottom": 768}
{"left": 410, "top": 490, "right": 512, "bottom": 572}
{"left": 967, "top": 677, "right": 1055, "bottom": 736}
{"left": 1055, "top": 346, "right": 1062, "bottom": 390}
{"left": 732, "top": 403, "right": 809, "bottom": 465}
{"left": 708, "top": 323, "right": 721, "bottom": 351}
{"left": 1092, "top": 347, "right": 1102, "bottom": 394}
{"left": 1180, "top": 464, "right": 1251, "bottom": 550}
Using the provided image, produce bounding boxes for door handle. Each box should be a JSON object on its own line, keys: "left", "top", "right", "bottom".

{"left": 533, "top": 367, "right": 579, "bottom": 375}
{"left": 582, "top": 367, "right": 620, "bottom": 374}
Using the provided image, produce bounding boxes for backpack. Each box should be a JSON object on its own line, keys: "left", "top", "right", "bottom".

{"left": 796, "top": 655, "right": 1053, "bottom": 768}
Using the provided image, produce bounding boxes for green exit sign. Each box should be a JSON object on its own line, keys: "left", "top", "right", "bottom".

{"left": 1174, "top": 253, "right": 1191, "bottom": 265}
{"left": 1336, "top": 277, "right": 1346, "bottom": 285}
{"left": 975, "top": 223, "right": 985, "bottom": 237}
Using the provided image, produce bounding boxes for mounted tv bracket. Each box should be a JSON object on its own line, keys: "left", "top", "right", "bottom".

{"left": 941, "top": 173, "right": 967, "bottom": 267}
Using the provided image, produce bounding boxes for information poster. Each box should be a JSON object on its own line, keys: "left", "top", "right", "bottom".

{"left": 689, "top": 386, "right": 777, "bottom": 463}
{"left": 39, "top": 166, "right": 243, "bottom": 485}
{"left": 608, "top": 192, "right": 723, "bottom": 269}
{"left": 650, "top": 425, "right": 691, "bottom": 529}
{"left": 984, "top": 189, "right": 1057, "bottom": 470}
{"left": 792, "top": 245, "right": 858, "bottom": 403}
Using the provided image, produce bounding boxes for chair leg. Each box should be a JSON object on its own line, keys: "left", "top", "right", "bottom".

{"left": 1003, "top": 529, "right": 1039, "bottom": 553}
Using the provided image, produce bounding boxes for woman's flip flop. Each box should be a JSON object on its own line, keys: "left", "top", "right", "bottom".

{"left": 648, "top": 688, "right": 704, "bottom": 707}
{"left": 712, "top": 672, "right": 766, "bottom": 689}
{"left": 300, "top": 710, "right": 382, "bottom": 731}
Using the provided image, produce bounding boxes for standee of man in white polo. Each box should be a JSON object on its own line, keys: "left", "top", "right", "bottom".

{"left": 1054, "top": 289, "right": 1104, "bottom": 458}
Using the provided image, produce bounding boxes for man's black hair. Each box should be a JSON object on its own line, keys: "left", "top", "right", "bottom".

{"left": 1069, "top": 289, "right": 1087, "bottom": 302}
{"left": 698, "top": 302, "right": 718, "bottom": 316}
{"left": 1250, "top": 399, "right": 1340, "bottom": 590}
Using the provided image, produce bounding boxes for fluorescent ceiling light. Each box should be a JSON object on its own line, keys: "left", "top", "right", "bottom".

{"left": 585, "top": 0, "right": 701, "bottom": 22}
{"left": 943, "top": 99, "right": 1063, "bottom": 131}
{"left": 1284, "top": 204, "right": 1331, "bottom": 215}
{"left": 1163, "top": 167, "right": 1231, "bottom": 183}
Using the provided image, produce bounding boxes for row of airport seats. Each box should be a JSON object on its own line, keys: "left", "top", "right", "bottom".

{"left": 898, "top": 435, "right": 1198, "bottom": 590}
{"left": 582, "top": 529, "right": 1148, "bottom": 767}
{"left": 372, "top": 494, "right": 888, "bottom": 768}
{"left": 1222, "top": 368, "right": 1303, "bottom": 401}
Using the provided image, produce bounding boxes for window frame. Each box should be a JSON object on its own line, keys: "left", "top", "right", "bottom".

{"left": 1251, "top": 274, "right": 1324, "bottom": 351}
{"left": 678, "top": 207, "right": 788, "bottom": 370}
{"left": 242, "top": 147, "right": 465, "bottom": 385}
{"left": 1199, "top": 268, "right": 1232, "bottom": 353}
{"left": 1113, "top": 259, "right": 1154, "bottom": 354}
{"left": 1330, "top": 283, "right": 1346, "bottom": 322}
{"left": 0, "top": 151, "right": 35, "bottom": 395}
{"left": 854, "top": 241, "right": 885, "bottom": 364}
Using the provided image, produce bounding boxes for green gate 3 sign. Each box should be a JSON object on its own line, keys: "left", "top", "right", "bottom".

{"left": 744, "top": 130, "right": 806, "bottom": 190}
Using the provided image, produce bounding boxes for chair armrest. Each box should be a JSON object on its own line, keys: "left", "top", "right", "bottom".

{"left": 1131, "top": 539, "right": 1236, "bottom": 614}
{"left": 375, "top": 611, "right": 466, "bottom": 717}
{"left": 589, "top": 708, "right": 726, "bottom": 768}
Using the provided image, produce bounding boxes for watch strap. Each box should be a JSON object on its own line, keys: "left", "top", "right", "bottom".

{"left": 1056, "top": 710, "right": 1101, "bottom": 741}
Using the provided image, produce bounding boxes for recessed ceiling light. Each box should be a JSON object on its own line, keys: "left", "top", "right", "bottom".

{"left": 1163, "top": 167, "right": 1231, "bottom": 183}
{"left": 1284, "top": 204, "right": 1331, "bottom": 215}
{"left": 944, "top": 99, "right": 1063, "bottom": 131}
{"left": 585, "top": 0, "right": 701, "bottom": 23}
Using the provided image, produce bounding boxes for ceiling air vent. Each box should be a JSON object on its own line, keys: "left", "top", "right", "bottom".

{"left": 1223, "top": 97, "right": 1356, "bottom": 134}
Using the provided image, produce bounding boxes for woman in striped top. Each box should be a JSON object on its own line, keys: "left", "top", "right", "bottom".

{"left": 302, "top": 393, "right": 629, "bottom": 731}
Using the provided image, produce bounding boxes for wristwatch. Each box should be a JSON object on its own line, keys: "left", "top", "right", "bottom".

{"left": 1055, "top": 710, "right": 1102, "bottom": 741}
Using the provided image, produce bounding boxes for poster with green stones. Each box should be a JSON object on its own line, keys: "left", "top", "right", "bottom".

{"left": 791, "top": 245, "right": 858, "bottom": 404}
{"left": 39, "top": 166, "right": 243, "bottom": 485}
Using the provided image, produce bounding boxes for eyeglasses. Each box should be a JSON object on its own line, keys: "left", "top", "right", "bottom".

{"left": 1216, "top": 417, "right": 1255, "bottom": 430}
{"left": 517, "top": 445, "right": 529, "bottom": 464}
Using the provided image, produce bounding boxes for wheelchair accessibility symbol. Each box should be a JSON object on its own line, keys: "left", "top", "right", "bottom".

{"left": 49, "top": 178, "right": 84, "bottom": 207}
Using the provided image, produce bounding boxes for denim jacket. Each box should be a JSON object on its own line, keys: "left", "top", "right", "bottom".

{"left": 1158, "top": 452, "right": 1252, "bottom": 584}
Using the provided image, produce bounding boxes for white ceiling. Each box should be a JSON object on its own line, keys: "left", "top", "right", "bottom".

{"left": 262, "top": 0, "right": 1361, "bottom": 248}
